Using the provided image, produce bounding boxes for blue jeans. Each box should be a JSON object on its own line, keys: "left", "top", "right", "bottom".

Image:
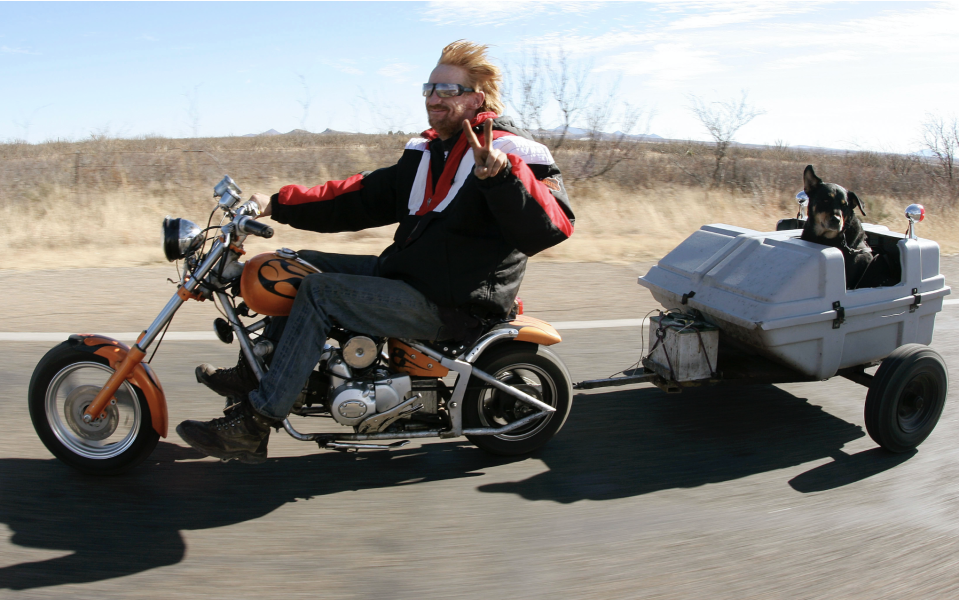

{"left": 248, "top": 251, "right": 446, "bottom": 420}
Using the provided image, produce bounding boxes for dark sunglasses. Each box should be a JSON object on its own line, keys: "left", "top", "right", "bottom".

{"left": 422, "top": 83, "right": 475, "bottom": 98}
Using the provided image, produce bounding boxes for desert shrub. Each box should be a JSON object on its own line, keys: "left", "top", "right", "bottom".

{"left": 2, "top": 133, "right": 954, "bottom": 268}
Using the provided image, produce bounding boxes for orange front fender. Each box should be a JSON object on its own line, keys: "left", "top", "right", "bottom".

{"left": 69, "top": 334, "right": 169, "bottom": 438}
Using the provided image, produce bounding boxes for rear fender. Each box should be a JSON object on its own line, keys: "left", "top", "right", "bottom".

{"left": 465, "top": 316, "right": 562, "bottom": 364}
{"left": 510, "top": 315, "right": 562, "bottom": 345}
{"left": 68, "top": 334, "right": 168, "bottom": 438}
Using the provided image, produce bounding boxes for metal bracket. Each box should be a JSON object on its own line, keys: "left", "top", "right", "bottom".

{"left": 909, "top": 288, "right": 922, "bottom": 313}
{"left": 837, "top": 365, "right": 875, "bottom": 388}
{"left": 574, "top": 369, "right": 657, "bottom": 390}
{"left": 832, "top": 301, "right": 845, "bottom": 329}
{"left": 402, "top": 340, "right": 471, "bottom": 438}
{"left": 681, "top": 290, "right": 696, "bottom": 305}
{"left": 275, "top": 247, "right": 323, "bottom": 274}
{"left": 356, "top": 395, "right": 423, "bottom": 434}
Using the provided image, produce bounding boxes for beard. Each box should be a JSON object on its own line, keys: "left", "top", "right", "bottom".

{"left": 426, "top": 101, "right": 472, "bottom": 139}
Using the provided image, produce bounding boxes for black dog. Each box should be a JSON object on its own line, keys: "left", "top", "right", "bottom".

{"left": 799, "top": 165, "right": 885, "bottom": 289}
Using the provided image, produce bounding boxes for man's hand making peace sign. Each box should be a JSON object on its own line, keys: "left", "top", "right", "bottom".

{"left": 463, "top": 119, "right": 510, "bottom": 180}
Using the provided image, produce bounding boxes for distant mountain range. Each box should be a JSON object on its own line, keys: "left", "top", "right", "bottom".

{"left": 535, "top": 125, "right": 664, "bottom": 141}
{"left": 242, "top": 128, "right": 349, "bottom": 137}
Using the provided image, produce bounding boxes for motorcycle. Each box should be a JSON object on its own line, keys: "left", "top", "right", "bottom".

{"left": 28, "top": 176, "right": 574, "bottom": 474}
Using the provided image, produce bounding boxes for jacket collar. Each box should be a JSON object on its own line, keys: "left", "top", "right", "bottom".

{"left": 421, "top": 111, "right": 498, "bottom": 141}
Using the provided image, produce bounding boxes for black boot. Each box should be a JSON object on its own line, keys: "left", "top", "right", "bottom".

{"left": 195, "top": 352, "right": 259, "bottom": 398}
{"left": 176, "top": 398, "right": 279, "bottom": 464}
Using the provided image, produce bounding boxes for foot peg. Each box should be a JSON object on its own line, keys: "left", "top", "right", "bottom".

{"left": 324, "top": 440, "right": 410, "bottom": 452}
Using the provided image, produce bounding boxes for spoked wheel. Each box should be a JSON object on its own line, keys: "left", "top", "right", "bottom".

{"left": 29, "top": 342, "right": 159, "bottom": 475}
{"left": 464, "top": 343, "right": 572, "bottom": 456}
{"left": 865, "top": 344, "right": 948, "bottom": 453}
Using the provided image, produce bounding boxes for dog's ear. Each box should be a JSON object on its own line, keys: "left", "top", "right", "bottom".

{"left": 848, "top": 191, "right": 866, "bottom": 217}
{"left": 803, "top": 165, "right": 822, "bottom": 196}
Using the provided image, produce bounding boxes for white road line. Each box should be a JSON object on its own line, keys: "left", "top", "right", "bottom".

{"left": 0, "top": 332, "right": 217, "bottom": 342}
{"left": 2, "top": 301, "right": 955, "bottom": 342}
{"left": 552, "top": 319, "right": 648, "bottom": 330}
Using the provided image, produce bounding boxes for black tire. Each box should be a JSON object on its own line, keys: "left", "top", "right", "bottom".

{"left": 864, "top": 344, "right": 948, "bottom": 453}
{"left": 464, "top": 343, "right": 572, "bottom": 456}
{"left": 28, "top": 341, "right": 160, "bottom": 475}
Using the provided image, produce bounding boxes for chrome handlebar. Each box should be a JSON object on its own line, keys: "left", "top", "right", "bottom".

{"left": 235, "top": 215, "right": 274, "bottom": 238}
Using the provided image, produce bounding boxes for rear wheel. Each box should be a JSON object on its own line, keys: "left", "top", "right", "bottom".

{"left": 29, "top": 342, "right": 160, "bottom": 475}
{"left": 864, "top": 344, "right": 948, "bottom": 453}
{"left": 464, "top": 343, "right": 572, "bottom": 456}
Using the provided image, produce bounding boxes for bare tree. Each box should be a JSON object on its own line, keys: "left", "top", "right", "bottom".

{"left": 504, "top": 47, "right": 548, "bottom": 137}
{"left": 572, "top": 81, "right": 651, "bottom": 182}
{"left": 921, "top": 113, "right": 958, "bottom": 184}
{"left": 296, "top": 73, "right": 313, "bottom": 132}
{"left": 546, "top": 47, "right": 591, "bottom": 151}
{"left": 12, "top": 105, "right": 51, "bottom": 143}
{"left": 354, "top": 87, "right": 417, "bottom": 134}
{"left": 688, "top": 91, "right": 765, "bottom": 186}
{"left": 183, "top": 85, "right": 201, "bottom": 138}
{"left": 503, "top": 47, "right": 652, "bottom": 182}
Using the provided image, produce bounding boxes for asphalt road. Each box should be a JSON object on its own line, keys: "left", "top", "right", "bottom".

{"left": 1, "top": 260, "right": 958, "bottom": 599}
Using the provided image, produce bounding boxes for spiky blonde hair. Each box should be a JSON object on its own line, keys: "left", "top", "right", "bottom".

{"left": 438, "top": 40, "right": 504, "bottom": 116}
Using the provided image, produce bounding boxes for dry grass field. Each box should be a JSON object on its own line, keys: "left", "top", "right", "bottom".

{"left": 2, "top": 132, "right": 956, "bottom": 270}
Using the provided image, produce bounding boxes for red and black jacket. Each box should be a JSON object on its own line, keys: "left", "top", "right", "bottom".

{"left": 269, "top": 112, "right": 574, "bottom": 320}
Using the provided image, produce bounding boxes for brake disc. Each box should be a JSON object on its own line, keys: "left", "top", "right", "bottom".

{"left": 63, "top": 384, "right": 120, "bottom": 441}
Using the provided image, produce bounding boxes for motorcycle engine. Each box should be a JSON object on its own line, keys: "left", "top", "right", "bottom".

{"left": 329, "top": 372, "right": 412, "bottom": 427}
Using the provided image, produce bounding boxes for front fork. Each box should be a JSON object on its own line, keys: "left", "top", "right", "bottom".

{"left": 82, "top": 239, "right": 230, "bottom": 423}
{"left": 215, "top": 290, "right": 266, "bottom": 380}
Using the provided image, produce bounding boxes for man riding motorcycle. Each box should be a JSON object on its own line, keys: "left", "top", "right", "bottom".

{"left": 176, "top": 40, "right": 575, "bottom": 464}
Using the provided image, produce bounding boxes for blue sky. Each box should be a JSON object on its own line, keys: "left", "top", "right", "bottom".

{"left": 2, "top": 1, "right": 957, "bottom": 152}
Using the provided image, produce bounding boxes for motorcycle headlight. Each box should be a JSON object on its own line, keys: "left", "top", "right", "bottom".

{"left": 162, "top": 217, "right": 203, "bottom": 261}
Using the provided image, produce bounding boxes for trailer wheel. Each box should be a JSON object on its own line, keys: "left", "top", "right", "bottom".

{"left": 865, "top": 344, "right": 948, "bottom": 453}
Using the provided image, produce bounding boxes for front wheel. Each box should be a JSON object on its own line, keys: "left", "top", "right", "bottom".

{"left": 29, "top": 342, "right": 160, "bottom": 475}
{"left": 464, "top": 343, "right": 572, "bottom": 456}
{"left": 864, "top": 344, "right": 948, "bottom": 453}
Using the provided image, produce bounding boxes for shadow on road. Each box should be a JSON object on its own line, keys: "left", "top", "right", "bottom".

{"left": 480, "top": 384, "right": 912, "bottom": 502}
{"left": 0, "top": 384, "right": 913, "bottom": 590}
{"left": 788, "top": 447, "right": 916, "bottom": 492}
{"left": 0, "top": 440, "right": 501, "bottom": 590}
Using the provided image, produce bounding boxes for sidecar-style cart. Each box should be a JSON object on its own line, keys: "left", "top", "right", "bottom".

{"left": 576, "top": 215, "right": 951, "bottom": 452}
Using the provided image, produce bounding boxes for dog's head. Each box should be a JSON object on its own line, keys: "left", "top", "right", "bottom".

{"left": 803, "top": 165, "right": 866, "bottom": 239}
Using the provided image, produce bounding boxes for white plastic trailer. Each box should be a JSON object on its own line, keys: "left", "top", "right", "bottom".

{"left": 576, "top": 212, "right": 951, "bottom": 453}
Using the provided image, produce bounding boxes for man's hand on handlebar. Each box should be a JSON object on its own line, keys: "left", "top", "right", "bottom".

{"left": 250, "top": 193, "right": 273, "bottom": 218}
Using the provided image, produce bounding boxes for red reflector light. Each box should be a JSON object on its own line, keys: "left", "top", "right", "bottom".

{"left": 517, "top": 297, "right": 524, "bottom": 315}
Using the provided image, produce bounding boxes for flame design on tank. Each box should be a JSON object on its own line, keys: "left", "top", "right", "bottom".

{"left": 240, "top": 253, "right": 314, "bottom": 316}
{"left": 256, "top": 258, "right": 310, "bottom": 299}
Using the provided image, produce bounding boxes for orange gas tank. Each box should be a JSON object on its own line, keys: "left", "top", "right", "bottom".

{"left": 240, "top": 253, "right": 315, "bottom": 316}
